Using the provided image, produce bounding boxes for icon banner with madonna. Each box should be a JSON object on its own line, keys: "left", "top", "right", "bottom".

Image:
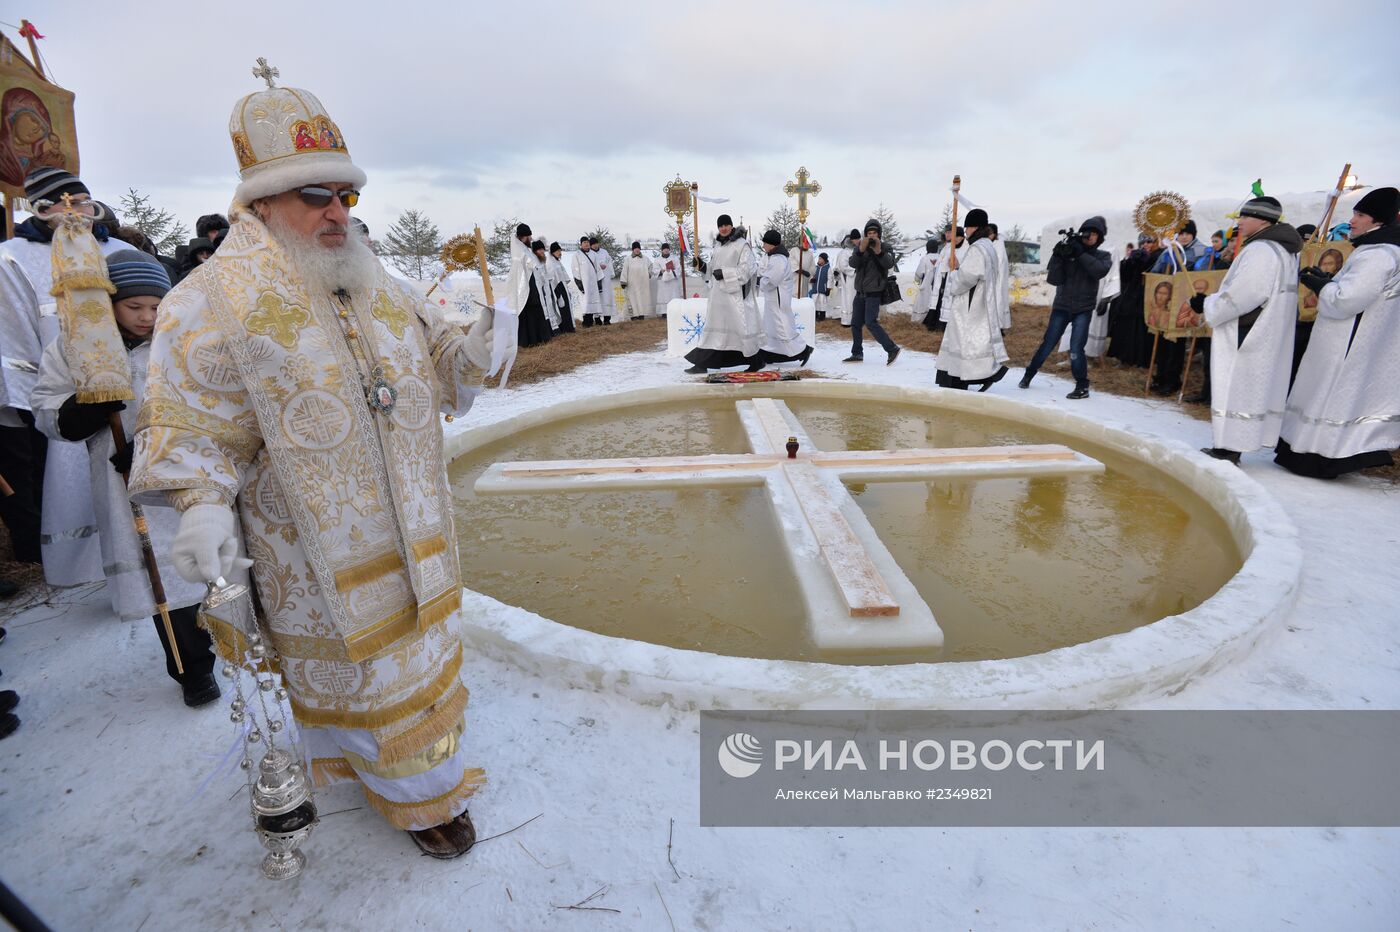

{"left": 1144, "top": 270, "right": 1226, "bottom": 340}
{"left": 1297, "top": 240, "right": 1352, "bottom": 323}
{"left": 0, "top": 36, "right": 79, "bottom": 199}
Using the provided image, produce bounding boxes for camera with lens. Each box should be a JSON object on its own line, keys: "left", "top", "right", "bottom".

{"left": 1052, "top": 227, "right": 1082, "bottom": 258}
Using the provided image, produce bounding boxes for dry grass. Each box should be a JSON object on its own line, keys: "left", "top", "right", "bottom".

{"left": 485, "top": 318, "right": 671, "bottom": 388}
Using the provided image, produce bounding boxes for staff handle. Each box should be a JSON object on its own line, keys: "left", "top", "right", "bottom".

{"left": 108, "top": 412, "right": 182, "bottom": 674}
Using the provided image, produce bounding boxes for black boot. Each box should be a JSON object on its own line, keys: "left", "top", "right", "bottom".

{"left": 684, "top": 364, "right": 706, "bottom": 374}
{"left": 797, "top": 346, "right": 813, "bottom": 366}
{"left": 1018, "top": 373, "right": 1033, "bottom": 389}
{"left": 182, "top": 673, "right": 221, "bottom": 708}
{"left": 1066, "top": 386, "right": 1090, "bottom": 400}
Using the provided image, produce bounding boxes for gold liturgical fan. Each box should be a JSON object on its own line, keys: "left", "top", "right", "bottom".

{"left": 1133, "top": 191, "right": 1192, "bottom": 239}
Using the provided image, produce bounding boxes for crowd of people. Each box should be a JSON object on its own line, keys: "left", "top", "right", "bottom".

{"left": 0, "top": 60, "right": 1396, "bottom": 868}
{"left": 1038, "top": 189, "right": 1400, "bottom": 477}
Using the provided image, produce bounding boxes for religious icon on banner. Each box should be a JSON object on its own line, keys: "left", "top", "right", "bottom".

{"left": 0, "top": 36, "right": 79, "bottom": 198}
{"left": 1169, "top": 269, "right": 1225, "bottom": 338}
{"left": 663, "top": 175, "right": 693, "bottom": 219}
{"left": 1297, "top": 241, "right": 1352, "bottom": 323}
{"left": 1144, "top": 273, "right": 1175, "bottom": 334}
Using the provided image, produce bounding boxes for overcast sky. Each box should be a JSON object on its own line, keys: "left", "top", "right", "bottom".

{"left": 11, "top": 1, "right": 1398, "bottom": 245}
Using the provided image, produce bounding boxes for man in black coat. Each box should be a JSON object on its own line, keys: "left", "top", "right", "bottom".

{"left": 1019, "top": 216, "right": 1112, "bottom": 399}
{"left": 843, "top": 218, "right": 901, "bottom": 364}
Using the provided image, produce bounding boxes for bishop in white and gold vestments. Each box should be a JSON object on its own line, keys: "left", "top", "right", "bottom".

{"left": 129, "top": 66, "right": 491, "bottom": 859}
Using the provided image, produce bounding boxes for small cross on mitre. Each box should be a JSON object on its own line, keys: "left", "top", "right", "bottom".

{"left": 252, "top": 57, "right": 280, "bottom": 88}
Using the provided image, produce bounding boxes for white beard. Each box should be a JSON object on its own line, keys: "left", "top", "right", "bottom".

{"left": 266, "top": 213, "right": 378, "bottom": 297}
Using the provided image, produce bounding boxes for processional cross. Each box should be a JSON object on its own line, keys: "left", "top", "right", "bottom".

{"left": 476, "top": 398, "right": 1103, "bottom": 653}
{"left": 252, "top": 57, "right": 280, "bottom": 88}
{"left": 785, "top": 167, "right": 821, "bottom": 296}
{"left": 784, "top": 167, "right": 821, "bottom": 222}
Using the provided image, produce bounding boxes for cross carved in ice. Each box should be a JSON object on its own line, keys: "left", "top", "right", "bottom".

{"left": 475, "top": 398, "right": 1103, "bottom": 653}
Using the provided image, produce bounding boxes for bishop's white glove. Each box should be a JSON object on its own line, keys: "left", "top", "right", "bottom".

{"left": 170, "top": 503, "right": 250, "bottom": 583}
{"left": 464, "top": 314, "right": 493, "bottom": 370}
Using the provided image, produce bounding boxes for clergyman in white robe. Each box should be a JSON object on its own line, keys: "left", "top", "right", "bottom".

{"left": 0, "top": 214, "right": 126, "bottom": 586}
{"left": 570, "top": 240, "right": 604, "bottom": 325}
{"left": 653, "top": 248, "right": 683, "bottom": 314}
{"left": 593, "top": 246, "right": 617, "bottom": 323}
{"left": 1200, "top": 221, "right": 1303, "bottom": 455}
{"left": 912, "top": 244, "right": 937, "bottom": 321}
{"left": 757, "top": 239, "right": 810, "bottom": 365}
{"left": 1276, "top": 215, "right": 1400, "bottom": 477}
{"left": 938, "top": 232, "right": 1010, "bottom": 390}
{"left": 684, "top": 225, "right": 761, "bottom": 372}
{"left": 620, "top": 248, "right": 654, "bottom": 320}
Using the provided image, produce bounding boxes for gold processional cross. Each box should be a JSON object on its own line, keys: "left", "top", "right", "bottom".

{"left": 784, "top": 166, "right": 821, "bottom": 224}
{"left": 475, "top": 397, "right": 1103, "bottom": 654}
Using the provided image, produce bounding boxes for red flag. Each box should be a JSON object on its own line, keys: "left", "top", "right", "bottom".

{"left": 677, "top": 223, "right": 687, "bottom": 254}
{"left": 19, "top": 21, "right": 45, "bottom": 39}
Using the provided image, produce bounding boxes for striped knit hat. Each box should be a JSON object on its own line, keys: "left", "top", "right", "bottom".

{"left": 1238, "top": 196, "right": 1283, "bottom": 223}
{"left": 24, "top": 167, "right": 89, "bottom": 205}
{"left": 105, "top": 250, "right": 172, "bottom": 302}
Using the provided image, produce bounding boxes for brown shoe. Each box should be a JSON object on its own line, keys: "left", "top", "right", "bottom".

{"left": 408, "top": 809, "right": 476, "bottom": 859}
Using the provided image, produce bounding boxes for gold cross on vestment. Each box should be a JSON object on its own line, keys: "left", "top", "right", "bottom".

{"left": 784, "top": 166, "right": 822, "bottom": 224}
{"left": 246, "top": 292, "right": 309, "bottom": 349}
{"left": 252, "top": 57, "right": 280, "bottom": 88}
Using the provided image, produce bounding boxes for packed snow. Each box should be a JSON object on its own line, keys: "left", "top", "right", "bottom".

{"left": 1, "top": 337, "right": 1397, "bottom": 930}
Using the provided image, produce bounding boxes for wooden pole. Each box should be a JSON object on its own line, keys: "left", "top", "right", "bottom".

{"left": 1315, "top": 163, "right": 1353, "bottom": 242}
{"left": 20, "top": 21, "right": 45, "bottom": 79}
{"left": 677, "top": 221, "right": 687, "bottom": 297}
{"left": 691, "top": 184, "right": 702, "bottom": 275}
{"left": 473, "top": 225, "right": 494, "bottom": 306}
{"left": 1144, "top": 332, "right": 1160, "bottom": 395}
{"left": 1178, "top": 332, "right": 1198, "bottom": 403}
{"left": 946, "top": 175, "right": 961, "bottom": 271}
{"left": 108, "top": 412, "right": 182, "bottom": 674}
{"left": 4, "top": 195, "right": 13, "bottom": 241}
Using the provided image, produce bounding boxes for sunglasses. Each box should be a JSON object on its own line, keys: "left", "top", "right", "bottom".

{"left": 296, "top": 186, "right": 359, "bottom": 209}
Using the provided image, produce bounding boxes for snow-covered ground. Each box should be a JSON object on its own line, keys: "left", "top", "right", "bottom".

{"left": 2, "top": 338, "right": 1397, "bottom": 930}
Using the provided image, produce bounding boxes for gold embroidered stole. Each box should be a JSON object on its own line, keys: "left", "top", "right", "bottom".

{"left": 205, "top": 212, "right": 461, "bottom": 661}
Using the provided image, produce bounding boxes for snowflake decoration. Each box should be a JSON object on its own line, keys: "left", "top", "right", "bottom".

{"left": 681, "top": 311, "right": 705, "bottom": 345}
{"left": 792, "top": 311, "right": 805, "bottom": 337}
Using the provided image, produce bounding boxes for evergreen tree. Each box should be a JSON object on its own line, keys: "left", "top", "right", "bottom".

{"left": 868, "top": 203, "right": 902, "bottom": 248}
{"left": 485, "top": 217, "right": 522, "bottom": 277}
{"left": 384, "top": 209, "right": 443, "bottom": 280}
{"left": 762, "top": 203, "right": 802, "bottom": 249}
{"left": 659, "top": 219, "right": 696, "bottom": 257}
{"left": 118, "top": 188, "right": 189, "bottom": 256}
{"left": 582, "top": 227, "right": 624, "bottom": 268}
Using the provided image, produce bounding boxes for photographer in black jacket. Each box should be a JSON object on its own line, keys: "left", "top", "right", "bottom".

{"left": 843, "top": 218, "right": 901, "bottom": 365}
{"left": 1018, "top": 216, "right": 1112, "bottom": 399}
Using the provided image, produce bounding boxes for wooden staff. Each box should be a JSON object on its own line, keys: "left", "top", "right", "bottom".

{"left": 108, "top": 414, "right": 182, "bottom": 674}
{"left": 20, "top": 20, "right": 45, "bottom": 79}
{"left": 1314, "top": 163, "right": 1352, "bottom": 242}
{"left": 677, "top": 221, "right": 688, "bottom": 296}
{"left": 1144, "top": 332, "right": 1161, "bottom": 395}
{"left": 946, "top": 175, "right": 962, "bottom": 271}
{"left": 691, "top": 184, "right": 702, "bottom": 275}
{"left": 473, "top": 225, "right": 494, "bottom": 306}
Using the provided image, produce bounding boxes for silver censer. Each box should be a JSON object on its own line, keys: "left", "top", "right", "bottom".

{"left": 251, "top": 747, "right": 318, "bottom": 880}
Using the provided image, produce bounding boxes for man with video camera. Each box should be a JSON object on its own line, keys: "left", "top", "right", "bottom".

{"left": 1018, "top": 216, "right": 1111, "bottom": 399}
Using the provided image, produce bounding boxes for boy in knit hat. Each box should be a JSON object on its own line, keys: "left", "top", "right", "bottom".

{"left": 30, "top": 250, "right": 219, "bottom": 706}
